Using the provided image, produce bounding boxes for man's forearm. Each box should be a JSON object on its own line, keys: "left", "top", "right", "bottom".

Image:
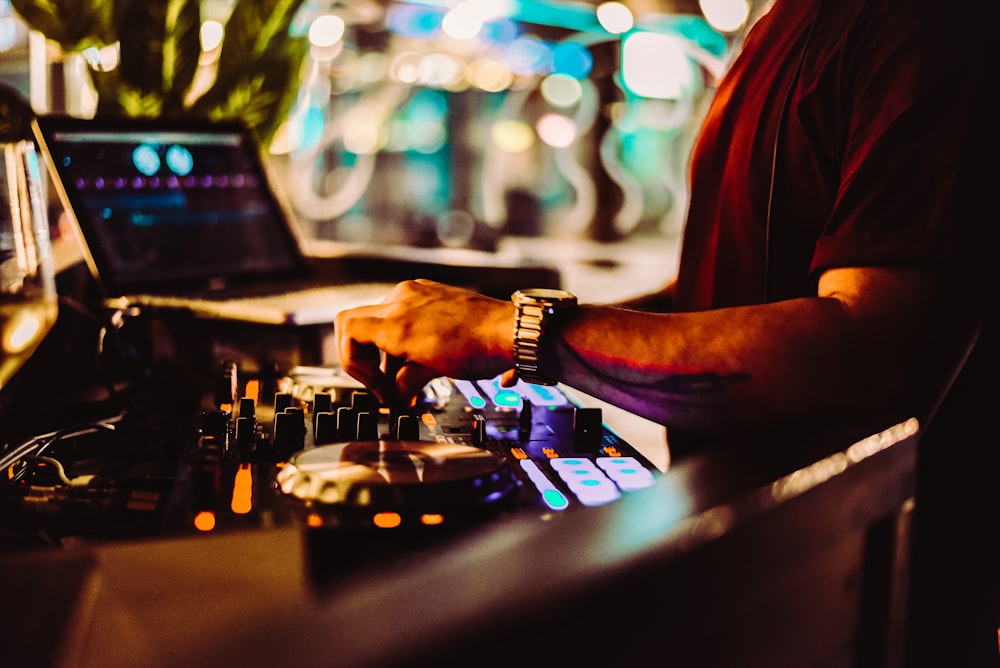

{"left": 544, "top": 280, "right": 971, "bottom": 435}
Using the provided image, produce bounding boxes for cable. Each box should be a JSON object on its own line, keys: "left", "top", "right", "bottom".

{"left": 8, "top": 456, "right": 95, "bottom": 487}
{"left": 0, "top": 420, "right": 121, "bottom": 472}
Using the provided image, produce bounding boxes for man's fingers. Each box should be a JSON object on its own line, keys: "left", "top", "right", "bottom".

{"left": 339, "top": 341, "right": 386, "bottom": 394}
{"left": 335, "top": 307, "right": 391, "bottom": 399}
{"left": 396, "top": 361, "right": 441, "bottom": 403}
{"left": 499, "top": 368, "right": 519, "bottom": 387}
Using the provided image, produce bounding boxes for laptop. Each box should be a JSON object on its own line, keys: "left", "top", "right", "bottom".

{"left": 31, "top": 114, "right": 395, "bottom": 326}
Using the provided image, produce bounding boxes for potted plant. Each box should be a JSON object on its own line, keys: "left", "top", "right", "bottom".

{"left": 10, "top": 0, "right": 310, "bottom": 147}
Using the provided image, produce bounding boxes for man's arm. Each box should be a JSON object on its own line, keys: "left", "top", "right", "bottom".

{"left": 547, "top": 266, "right": 979, "bottom": 433}
{"left": 334, "top": 267, "right": 980, "bottom": 434}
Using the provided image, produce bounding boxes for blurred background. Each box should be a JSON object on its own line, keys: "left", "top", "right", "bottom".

{"left": 0, "top": 0, "right": 757, "bottom": 299}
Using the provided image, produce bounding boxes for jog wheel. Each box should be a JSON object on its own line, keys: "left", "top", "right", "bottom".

{"left": 276, "top": 440, "right": 520, "bottom": 529}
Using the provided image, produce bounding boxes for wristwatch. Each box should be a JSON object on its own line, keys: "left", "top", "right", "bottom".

{"left": 511, "top": 288, "right": 578, "bottom": 386}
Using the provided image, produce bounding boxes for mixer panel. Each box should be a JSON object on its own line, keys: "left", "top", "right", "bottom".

{"left": 1, "top": 360, "right": 660, "bottom": 550}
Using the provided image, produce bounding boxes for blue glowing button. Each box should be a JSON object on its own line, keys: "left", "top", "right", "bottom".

{"left": 597, "top": 456, "right": 656, "bottom": 491}
{"left": 520, "top": 459, "right": 569, "bottom": 511}
{"left": 550, "top": 458, "right": 620, "bottom": 506}
{"left": 565, "top": 476, "right": 620, "bottom": 507}
{"left": 512, "top": 379, "right": 568, "bottom": 407}
{"left": 549, "top": 458, "right": 598, "bottom": 473}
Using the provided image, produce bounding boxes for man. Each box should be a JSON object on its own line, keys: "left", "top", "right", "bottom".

{"left": 335, "top": 0, "right": 996, "bottom": 661}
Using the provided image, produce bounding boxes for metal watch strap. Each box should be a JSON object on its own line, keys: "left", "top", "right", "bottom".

{"left": 512, "top": 289, "right": 577, "bottom": 386}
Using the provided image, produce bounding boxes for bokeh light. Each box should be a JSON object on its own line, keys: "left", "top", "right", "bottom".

{"left": 622, "top": 32, "right": 695, "bottom": 99}
{"left": 492, "top": 119, "right": 536, "bottom": 153}
{"left": 540, "top": 73, "right": 583, "bottom": 108}
{"left": 309, "top": 14, "right": 346, "bottom": 47}
{"left": 596, "top": 2, "right": 634, "bottom": 34}
{"left": 200, "top": 19, "right": 225, "bottom": 52}
{"left": 536, "top": 113, "right": 577, "bottom": 148}
{"left": 699, "top": 0, "right": 751, "bottom": 34}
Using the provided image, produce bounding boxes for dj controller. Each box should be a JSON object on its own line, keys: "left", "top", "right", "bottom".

{"left": 1, "top": 359, "right": 660, "bottom": 577}
{"left": 0, "top": 345, "right": 927, "bottom": 667}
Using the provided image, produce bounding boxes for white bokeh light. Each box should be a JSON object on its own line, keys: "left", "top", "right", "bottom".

{"left": 200, "top": 19, "right": 225, "bottom": 52}
{"left": 309, "top": 14, "right": 346, "bottom": 48}
{"left": 699, "top": 0, "right": 751, "bottom": 34}
{"left": 536, "top": 113, "right": 577, "bottom": 148}
{"left": 596, "top": 2, "right": 634, "bottom": 35}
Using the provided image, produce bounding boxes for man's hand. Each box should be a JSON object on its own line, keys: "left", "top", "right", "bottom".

{"left": 334, "top": 279, "right": 516, "bottom": 405}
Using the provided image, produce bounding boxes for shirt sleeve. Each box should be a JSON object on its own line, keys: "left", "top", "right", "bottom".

{"left": 810, "top": 4, "right": 992, "bottom": 278}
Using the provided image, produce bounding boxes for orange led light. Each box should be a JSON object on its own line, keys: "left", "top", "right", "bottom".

{"left": 421, "top": 513, "right": 445, "bottom": 526}
{"left": 510, "top": 448, "right": 528, "bottom": 460}
{"left": 372, "top": 512, "right": 402, "bottom": 529}
{"left": 421, "top": 413, "right": 437, "bottom": 427}
{"left": 307, "top": 513, "right": 324, "bottom": 527}
{"left": 193, "top": 510, "right": 216, "bottom": 532}
{"left": 245, "top": 379, "right": 259, "bottom": 402}
{"left": 231, "top": 463, "right": 253, "bottom": 514}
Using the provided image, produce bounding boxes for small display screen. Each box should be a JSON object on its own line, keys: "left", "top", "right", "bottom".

{"left": 35, "top": 116, "right": 305, "bottom": 294}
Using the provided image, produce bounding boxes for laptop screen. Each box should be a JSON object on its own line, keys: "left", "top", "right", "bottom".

{"left": 33, "top": 115, "right": 308, "bottom": 296}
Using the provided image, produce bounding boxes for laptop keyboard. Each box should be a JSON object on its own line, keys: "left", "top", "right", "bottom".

{"left": 227, "top": 282, "right": 393, "bottom": 307}
{"left": 118, "top": 282, "right": 395, "bottom": 326}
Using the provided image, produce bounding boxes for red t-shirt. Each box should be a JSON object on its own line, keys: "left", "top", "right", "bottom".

{"left": 673, "top": 0, "right": 990, "bottom": 310}
{"left": 668, "top": 3, "right": 998, "bottom": 650}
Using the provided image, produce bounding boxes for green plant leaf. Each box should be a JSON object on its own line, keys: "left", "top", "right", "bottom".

{"left": 188, "top": 0, "right": 310, "bottom": 145}
{"left": 113, "top": 0, "right": 201, "bottom": 114}
{"left": 191, "top": 45, "right": 308, "bottom": 145}
{"left": 213, "top": 0, "right": 308, "bottom": 78}
{"left": 91, "top": 69, "right": 164, "bottom": 118}
{"left": 9, "top": 0, "right": 115, "bottom": 51}
{"left": 159, "top": 0, "right": 203, "bottom": 114}
{"left": 12, "top": 0, "right": 310, "bottom": 147}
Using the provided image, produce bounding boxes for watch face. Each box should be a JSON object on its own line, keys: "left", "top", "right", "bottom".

{"left": 515, "top": 288, "right": 576, "bottom": 301}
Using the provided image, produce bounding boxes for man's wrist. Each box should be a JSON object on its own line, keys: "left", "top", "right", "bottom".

{"left": 511, "top": 288, "right": 577, "bottom": 385}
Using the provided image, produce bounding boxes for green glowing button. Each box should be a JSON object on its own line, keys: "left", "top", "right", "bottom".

{"left": 493, "top": 389, "right": 521, "bottom": 407}
{"left": 542, "top": 488, "right": 570, "bottom": 510}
